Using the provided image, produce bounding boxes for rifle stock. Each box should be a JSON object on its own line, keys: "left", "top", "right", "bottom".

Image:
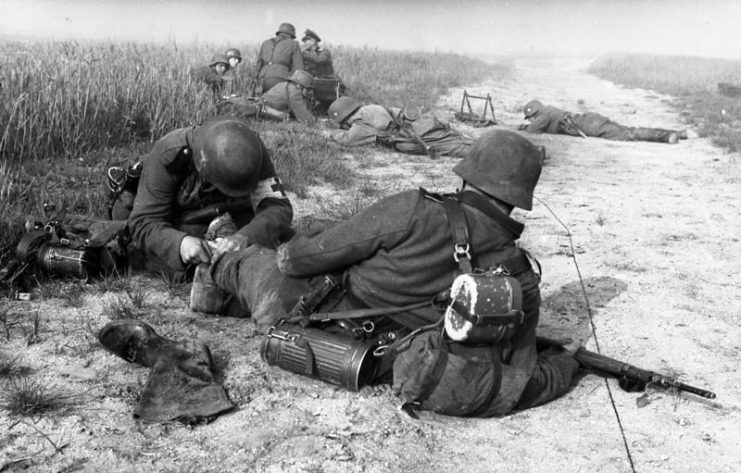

{"left": 537, "top": 336, "right": 716, "bottom": 400}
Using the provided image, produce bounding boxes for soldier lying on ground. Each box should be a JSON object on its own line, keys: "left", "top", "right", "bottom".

{"left": 519, "top": 99, "right": 686, "bottom": 144}
{"left": 218, "top": 69, "right": 316, "bottom": 124}
{"left": 113, "top": 117, "right": 293, "bottom": 282}
{"left": 190, "top": 129, "right": 578, "bottom": 417}
{"left": 255, "top": 22, "right": 304, "bottom": 93}
{"left": 325, "top": 96, "right": 472, "bottom": 158}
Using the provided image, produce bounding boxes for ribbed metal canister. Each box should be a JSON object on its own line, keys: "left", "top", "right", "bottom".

{"left": 37, "top": 245, "right": 98, "bottom": 280}
{"left": 261, "top": 325, "right": 375, "bottom": 391}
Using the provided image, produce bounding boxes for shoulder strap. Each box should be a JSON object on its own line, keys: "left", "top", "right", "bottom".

{"left": 442, "top": 196, "right": 474, "bottom": 273}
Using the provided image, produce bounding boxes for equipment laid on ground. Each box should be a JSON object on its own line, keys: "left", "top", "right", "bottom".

{"left": 262, "top": 322, "right": 376, "bottom": 391}
{"left": 454, "top": 90, "right": 497, "bottom": 127}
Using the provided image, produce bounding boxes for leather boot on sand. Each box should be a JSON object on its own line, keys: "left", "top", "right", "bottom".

{"left": 633, "top": 127, "right": 679, "bottom": 144}
{"left": 98, "top": 319, "right": 234, "bottom": 423}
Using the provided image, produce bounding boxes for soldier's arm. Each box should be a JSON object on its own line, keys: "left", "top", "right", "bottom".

{"left": 287, "top": 86, "right": 316, "bottom": 125}
{"left": 330, "top": 122, "right": 378, "bottom": 146}
{"left": 277, "top": 191, "right": 415, "bottom": 277}
{"left": 128, "top": 141, "right": 191, "bottom": 271}
{"left": 291, "top": 43, "right": 305, "bottom": 72}
{"left": 234, "top": 159, "right": 293, "bottom": 249}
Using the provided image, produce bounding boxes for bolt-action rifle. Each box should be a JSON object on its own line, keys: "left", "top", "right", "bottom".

{"left": 537, "top": 336, "right": 716, "bottom": 400}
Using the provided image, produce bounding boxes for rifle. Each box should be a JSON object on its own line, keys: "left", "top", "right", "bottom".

{"left": 562, "top": 113, "right": 587, "bottom": 138}
{"left": 537, "top": 336, "right": 716, "bottom": 400}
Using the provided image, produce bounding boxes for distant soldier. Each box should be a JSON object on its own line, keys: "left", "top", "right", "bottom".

{"left": 261, "top": 69, "right": 316, "bottom": 124}
{"left": 301, "top": 28, "right": 345, "bottom": 114}
{"left": 300, "top": 29, "right": 335, "bottom": 78}
{"left": 223, "top": 47, "right": 248, "bottom": 96}
{"left": 519, "top": 99, "right": 684, "bottom": 144}
{"left": 190, "top": 53, "right": 230, "bottom": 92}
{"left": 255, "top": 23, "right": 304, "bottom": 93}
{"left": 326, "top": 96, "right": 471, "bottom": 158}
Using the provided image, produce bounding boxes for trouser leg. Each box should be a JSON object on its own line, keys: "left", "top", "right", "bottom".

{"left": 632, "top": 127, "right": 679, "bottom": 143}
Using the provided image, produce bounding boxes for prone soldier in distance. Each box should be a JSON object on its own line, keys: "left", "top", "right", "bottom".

{"left": 519, "top": 99, "right": 686, "bottom": 144}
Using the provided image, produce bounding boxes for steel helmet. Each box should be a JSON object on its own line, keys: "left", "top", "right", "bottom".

{"left": 452, "top": 130, "right": 542, "bottom": 210}
{"left": 225, "top": 48, "right": 242, "bottom": 61}
{"left": 276, "top": 23, "right": 297, "bottom": 38}
{"left": 523, "top": 99, "right": 543, "bottom": 119}
{"left": 192, "top": 117, "right": 267, "bottom": 197}
{"left": 209, "top": 53, "right": 229, "bottom": 68}
{"left": 328, "top": 97, "right": 362, "bottom": 125}
{"left": 289, "top": 69, "right": 314, "bottom": 89}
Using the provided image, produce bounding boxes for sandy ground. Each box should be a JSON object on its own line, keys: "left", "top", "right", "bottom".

{"left": 1, "top": 57, "right": 740, "bottom": 473}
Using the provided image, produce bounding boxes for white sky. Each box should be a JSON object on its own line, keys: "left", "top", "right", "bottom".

{"left": 1, "top": 0, "right": 739, "bottom": 59}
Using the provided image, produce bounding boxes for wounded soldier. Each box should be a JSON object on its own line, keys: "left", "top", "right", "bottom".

{"left": 326, "top": 96, "right": 472, "bottom": 158}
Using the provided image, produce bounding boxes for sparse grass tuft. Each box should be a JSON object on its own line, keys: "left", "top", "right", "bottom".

{"left": 105, "top": 290, "right": 149, "bottom": 320}
{"left": 0, "top": 352, "right": 31, "bottom": 377}
{"left": 0, "top": 376, "right": 70, "bottom": 417}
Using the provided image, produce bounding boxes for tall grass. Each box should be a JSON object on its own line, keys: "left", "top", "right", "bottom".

{"left": 0, "top": 38, "right": 506, "bottom": 250}
{"left": 589, "top": 53, "right": 741, "bottom": 152}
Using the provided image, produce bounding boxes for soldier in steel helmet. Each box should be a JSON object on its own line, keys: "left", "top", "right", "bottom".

{"left": 520, "top": 99, "right": 685, "bottom": 144}
{"left": 260, "top": 69, "right": 317, "bottom": 124}
{"left": 126, "top": 117, "right": 293, "bottom": 281}
{"left": 325, "top": 96, "right": 471, "bottom": 157}
{"left": 190, "top": 53, "right": 231, "bottom": 92}
{"left": 208, "top": 129, "right": 579, "bottom": 416}
{"left": 255, "top": 22, "right": 304, "bottom": 93}
{"left": 222, "top": 47, "right": 249, "bottom": 96}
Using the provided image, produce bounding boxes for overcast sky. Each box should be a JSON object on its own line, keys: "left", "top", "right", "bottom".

{"left": 1, "top": 0, "right": 739, "bottom": 59}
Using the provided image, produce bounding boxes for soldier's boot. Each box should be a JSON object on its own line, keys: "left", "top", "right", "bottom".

{"left": 98, "top": 320, "right": 234, "bottom": 423}
{"left": 677, "top": 129, "right": 688, "bottom": 140}
{"left": 633, "top": 127, "right": 679, "bottom": 144}
{"left": 260, "top": 104, "right": 289, "bottom": 121}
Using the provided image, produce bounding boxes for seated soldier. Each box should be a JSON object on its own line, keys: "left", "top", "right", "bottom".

{"left": 326, "top": 97, "right": 471, "bottom": 158}
{"left": 190, "top": 53, "right": 231, "bottom": 93}
{"left": 255, "top": 23, "right": 304, "bottom": 93}
{"left": 222, "top": 47, "right": 247, "bottom": 96}
{"left": 300, "top": 29, "right": 345, "bottom": 114}
{"left": 519, "top": 99, "right": 684, "bottom": 144}
{"left": 260, "top": 69, "right": 316, "bottom": 124}
{"left": 300, "top": 29, "right": 335, "bottom": 78}
{"left": 203, "top": 129, "right": 580, "bottom": 417}
{"left": 123, "top": 117, "right": 293, "bottom": 281}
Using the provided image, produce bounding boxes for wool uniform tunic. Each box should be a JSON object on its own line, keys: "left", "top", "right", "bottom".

{"left": 128, "top": 126, "right": 293, "bottom": 275}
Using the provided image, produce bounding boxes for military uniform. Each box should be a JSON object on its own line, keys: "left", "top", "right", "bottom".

{"left": 302, "top": 48, "right": 335, "bottom": 78}
{"left": 255, "top": 36, "right": 304, "bottom": 92}
{"left": 128, "top": 126, "right": 293, "bottom": 277}
{"left": 261, "top": 81, "right": 316, "bottom": 124}
{"left": 330, "top": 104, "right": 394, "bottom": 146}
{"left": 212, "top": 187, "right": 577, "bottom": 415}
{"left": 525, "top": 104, "right": 679, "bottom": 143}
{"left": 330, "top": 105, "right": 471, "bottom": 157}
{"left": 190, "top": 65, "right": 227, "bottom": 92}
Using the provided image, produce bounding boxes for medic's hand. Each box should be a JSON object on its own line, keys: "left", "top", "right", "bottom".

{"left": 210, "top": 234, "right": 251, "bottom": 263}
{"left": 179, "top": 236, "right": 212, "bottom": 265}
{"left": 562, "top": 338, "right": 582, "bottom": 355}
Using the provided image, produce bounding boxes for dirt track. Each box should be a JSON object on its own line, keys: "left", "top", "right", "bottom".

{"left": 2, "top": 57, "right": 740, "bottom": 473}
